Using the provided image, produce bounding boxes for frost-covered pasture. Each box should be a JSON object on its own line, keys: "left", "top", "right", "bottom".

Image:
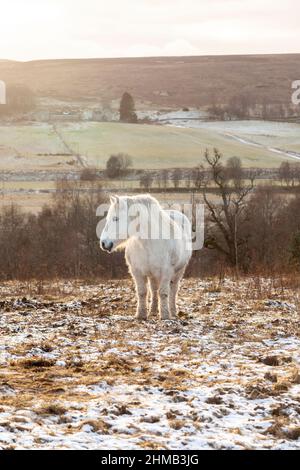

{"left": 0, "top": 278, "right": 299, "bottom": 450}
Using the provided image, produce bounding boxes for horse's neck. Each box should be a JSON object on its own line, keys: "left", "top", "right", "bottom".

{"left": 126, "top": 208, "right": 174, "bottom": 246}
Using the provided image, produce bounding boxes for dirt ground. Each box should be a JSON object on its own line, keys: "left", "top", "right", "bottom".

{"left": 0, "top": 277, "right": 299, "bottom": 450}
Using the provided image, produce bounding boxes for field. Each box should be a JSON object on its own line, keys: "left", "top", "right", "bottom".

{"left": 1, "top": 121, "right": 300, "bottom": 173}
{"left": 0, "top": 277, "right": 299, "bottom": 450}
{"left": 59, "top": 121, "right": 300, "bottom": 169}
{"left": 0, "top": 119, "right": 299, "bottom": 213}
{"left": 0, "top": 123, "right": 73, "bottom": 172}
{"left": 183, "top": 120, "right": 300, "bottom": 156}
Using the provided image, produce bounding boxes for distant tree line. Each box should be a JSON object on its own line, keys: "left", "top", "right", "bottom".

{"left": 278, "top": 161, "right": 300, "bottom": 187}
{"left": 105, "top": 151, "right": 300, "bottom": 192}
{"left": 207, "top": 92, "right": 297, "bottom": 120}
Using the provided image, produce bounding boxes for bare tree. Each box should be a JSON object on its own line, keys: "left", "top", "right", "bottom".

{"left": 185, "top": 171, "right": 191, "bottom": 190}
{"left": 172, "top": 168, "right": 182, "bottom": 190}
{"left": 226, "top": 157, "right": 243, "bottom": 185}
{"left": 292, "top": 163, "right": 300, "bottom": 187}
{"left": 203, "top": 149, "right": 256, "bottom": 274}
{"left": 278, "top": 162, "right": 293, "bottom": 187}
{"left": 161, "top": 169, "right": 169, "bottom": 192}
{"left": 192, "top": 165, "right": 205, "bottom": 190}
{"left": 140, "top": 173, "right": 153, "bottom": 191}
{"left": 106, "top": 153, "right": 133, "bottom": 178}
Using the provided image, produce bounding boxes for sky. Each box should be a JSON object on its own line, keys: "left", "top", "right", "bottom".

{"left": 0, "top": 0, "right": 299, "bottom": 61}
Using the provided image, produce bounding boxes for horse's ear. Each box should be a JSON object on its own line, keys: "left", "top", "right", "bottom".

{"left": 110, "top": 194, "right": 119, "bottom": 204}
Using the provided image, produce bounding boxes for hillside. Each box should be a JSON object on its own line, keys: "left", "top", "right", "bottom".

{"left": 0, "top": 54, "right": 299, "bottom": 107}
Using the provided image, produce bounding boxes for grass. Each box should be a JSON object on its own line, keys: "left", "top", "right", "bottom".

{"left": 0, "top": 124, "right": 65, "bottom": 156}
{"left": 12, "top": 358, "right": 56, "bottom": 369}
{"left": 194, "top": 120, "right": 300, "bottom": 154}
{"left": 59, "top": 121, "right": 290, "bottom": 168}
{"left": 36, "top": 404, "right": 67, "bottom": 416}
{"left": 0, "top": 121, "right": 297, "bottom": 172}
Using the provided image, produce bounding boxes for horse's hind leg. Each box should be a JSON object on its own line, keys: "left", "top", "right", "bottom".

{"left": 149, "top": 277, "right": 158, "bottom": 317}
{"left": 133, "top": 273, "right": 148, "bottom": 320}
{"left": 169, "top": 268, "right": 185, "bottom": 319}
{"left": 158, "top": 278, "right": 171, "bottom": 321}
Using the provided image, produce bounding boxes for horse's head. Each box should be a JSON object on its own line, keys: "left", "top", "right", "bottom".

{"left": 100, "top": 195, "right": 129, "bottom": 253}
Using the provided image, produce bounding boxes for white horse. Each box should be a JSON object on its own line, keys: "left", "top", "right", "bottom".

{"left": 100, "top": 194, "right": 192, "bottom": 320}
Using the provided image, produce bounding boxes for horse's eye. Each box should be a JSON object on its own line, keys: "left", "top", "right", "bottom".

{"left": 113, "top": 216, "right": 119, "bottom": 222}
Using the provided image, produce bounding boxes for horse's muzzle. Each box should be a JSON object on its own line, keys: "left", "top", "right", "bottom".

{"left": 101, "top": 241, "right": 114, "bottom": 252}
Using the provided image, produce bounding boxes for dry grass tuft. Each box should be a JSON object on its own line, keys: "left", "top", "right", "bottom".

{"left": 265, "top": 422, "right": 285, "bottom": 438}
{"left": 285, "top": 427, "right": 300, "bottom": 441}
{"left": 112, "top": 405, "right": 132, "bottom": 416}
{"left": 169, "top": 419, "right": 185, "bottom": 430}
{"left": 206, "top": 395, "right": 223, "bottom": 405}
{"left": 260, "top": 356, "right": 280, "bottom": 367}
{"left": 80, "top": 419, "right": 111, "bottom": 434}
{"left": 245, "top": 384, "right": 274, "bottom": 400}
{"left": 37, "top": 404, "right": 67, "bottom": 416}
{"left": 271, "top": 406, "right": 289, "bottom": 417}
{"left": 266, "top": 423, "right": 300, "bottom": 441}
{"left": 11, "top": 358, "right": 56, "bottom": 369}
{"left": 291, "top": 371, "right": 300, "bottom": 384}
{"left": 264, "top": 372, "right": 278, "bottom": 383}
{"left": 273, "top": 382, "right": 290, "bottom": 392}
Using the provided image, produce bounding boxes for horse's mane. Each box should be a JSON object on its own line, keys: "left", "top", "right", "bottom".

{"left": 120, "top": 194, "right": 162, "bottom": 213}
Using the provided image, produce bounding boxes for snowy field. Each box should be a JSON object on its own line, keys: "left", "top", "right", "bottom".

{"left": 0, "top": 278, "right": 299, "bottom": 450}
{"left": 151, "top": 112, "right": 300, "bottom": 162}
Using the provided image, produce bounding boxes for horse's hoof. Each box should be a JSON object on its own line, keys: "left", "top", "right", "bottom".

{"left": 135, "top": 315, "right": 147, "bottom": 321}
{"left": 148, "top": 313, "right": 158, "bottom": 319}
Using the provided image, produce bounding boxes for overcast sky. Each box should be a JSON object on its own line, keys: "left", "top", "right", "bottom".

{"left": 0, "top": 0, "right": 299, "bottom": 61}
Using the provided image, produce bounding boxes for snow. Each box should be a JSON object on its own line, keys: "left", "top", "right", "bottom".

{"left": 138, "top": 108, "right": 209, "bottom": 125}
{"left": 160, "top": 118, "right": 300, "bottom": 161}
{"left": 0, "top": 278, "right": 299, "bottom": 449}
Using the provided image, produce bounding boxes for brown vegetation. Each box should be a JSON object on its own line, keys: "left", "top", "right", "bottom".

{"left": 0, "top": 55, "right": 299, "bottom": 110}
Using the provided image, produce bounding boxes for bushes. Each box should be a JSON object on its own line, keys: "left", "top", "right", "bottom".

{"left": 0, "top": 181, "right": 127, "bottom": 280}
{"left": 106, "top": 154, "right": 132, "bottom": 178}
{"left": 0, "top": 177, "right": 300, "bottom": 280}
{"left": 290, "top": 231, "right": 300, "bottom": 267}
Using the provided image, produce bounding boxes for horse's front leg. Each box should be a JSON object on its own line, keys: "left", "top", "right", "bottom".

{"left": 133, "top": 273, "right": 148, "bottom": 320}
{"left": 169, "top": 269, "right": 184, "bottom": 319}
{"left": 149, "top": 277, "right": 158, "bottom": 317}
{"left": 158, "top": 278, "right": 171, "bottom": 320}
